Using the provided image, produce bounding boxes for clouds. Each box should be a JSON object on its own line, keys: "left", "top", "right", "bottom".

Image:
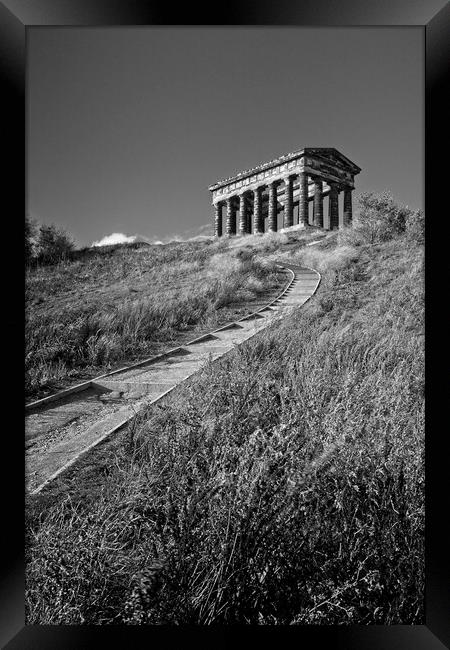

{"left": 91, "top": 224, "right": 213, "bottom": 248}
{"left": 161, "top": 223, "right": 213, "bottom": 243}
{"left": 91, "top": 232, "right": 139, "bottom": 247}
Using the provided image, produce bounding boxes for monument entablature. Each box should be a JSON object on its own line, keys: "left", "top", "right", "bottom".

{"left": 209, "top": 147, "right": 361, "bottom": 236}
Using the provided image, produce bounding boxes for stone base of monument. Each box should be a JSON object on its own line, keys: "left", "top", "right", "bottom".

{"left": 279, "top": 223, "right": 308, "bottom": 233}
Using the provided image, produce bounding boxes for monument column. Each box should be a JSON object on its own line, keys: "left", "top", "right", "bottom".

{"left": 245, "top": 200, "right": 252, "bottom": 234}
{"left": 283, "top": 176, "right": 294, "bottom": 229}
{"left": 313, "top": 178, "right": 324, "bottom": 228}
{"left": 226, "top": 196, "right": 237, "bottom": 236}
{"left": 238, "top": 193, "right": 248, "bottom": 235}
{"left": 343, "top": 187, "right": 353, "bottom": 226}
{"left": 298, "top": 171, "right": 308, "bottom": 227}
{"left": 268, "top": 181, "right": 278, "bottom": 232}
{"left": 214, "top": 202, "right": 222, "bottom": 237}
{"left": 253, "top": 186, "right": 264, "bottom": 234}
{"left": 328, "top": 182, "right": 339, "bottom": 230}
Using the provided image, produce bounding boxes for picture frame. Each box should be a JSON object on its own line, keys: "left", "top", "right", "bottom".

{"left": 1, "top": 1, "right": 448, "bottom": 647}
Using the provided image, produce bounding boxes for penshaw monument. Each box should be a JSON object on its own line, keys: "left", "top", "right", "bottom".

{"left": 209, "top": 147, "right": 361, "bottom": 237}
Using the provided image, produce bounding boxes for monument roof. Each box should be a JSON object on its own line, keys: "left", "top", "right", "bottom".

{"left": 209, "top": 147, "right": 361, "bottom": 191}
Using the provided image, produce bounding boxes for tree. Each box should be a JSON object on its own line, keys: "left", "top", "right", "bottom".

{"left": 36, "top": 223, "right": 75, "bottom": 265}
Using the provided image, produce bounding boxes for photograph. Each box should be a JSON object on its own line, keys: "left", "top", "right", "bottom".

{"left": 1, "top": 1, "right": 448, "bottom": 647}
{"left": 24, "top": 24, "right": 425, "bottom": 626}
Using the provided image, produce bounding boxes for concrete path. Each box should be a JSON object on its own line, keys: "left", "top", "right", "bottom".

{"left": 26, "top": 264, "right": 320, "bottom": 495}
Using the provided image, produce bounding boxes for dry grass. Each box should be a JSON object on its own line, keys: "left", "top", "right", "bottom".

{"left": 26, "top": 226, "right": 424, "bottom": 625}
{"left": 26, "top": 237, "right": 287, "bottom": 400}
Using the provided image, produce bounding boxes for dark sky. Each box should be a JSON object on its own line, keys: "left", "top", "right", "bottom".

{"left": 27, "top": 27, "right": 423, "bottom": 247}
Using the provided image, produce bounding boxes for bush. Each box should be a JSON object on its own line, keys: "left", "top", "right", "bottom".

{"left": 405, "top": 209, "right": 424, "bottom": 246}
{"left": 353, "top": 192, "right": 414, "bottom": 244}
{"left": 35, "top": 223, "right": 75, "bottom": 265}
{"left": 337, "top": 226, "right": 365, "bottom": 248}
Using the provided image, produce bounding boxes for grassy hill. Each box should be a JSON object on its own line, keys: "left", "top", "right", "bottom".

{"left": 26, "top": 236, "right": 296, "bottom": 400}
{"left": 25, "top": 198, "right": 424, "bottom": 625}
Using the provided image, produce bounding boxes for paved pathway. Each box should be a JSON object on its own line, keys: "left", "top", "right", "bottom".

{"left": 26, "top": 264, "right": 320, "bottom": 495}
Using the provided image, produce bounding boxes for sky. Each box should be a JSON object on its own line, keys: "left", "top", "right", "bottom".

{"left": 27, "top": 27, "right": 423, "bottom": 248}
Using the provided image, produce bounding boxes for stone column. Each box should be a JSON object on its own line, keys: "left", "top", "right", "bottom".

{"left": 283, "top": 176, "right": 294, "bottom": 229}
{"left": 226, "top": 197, "right": 237, "bottom": 236}
{"left": 313, "top": 179, "right": 324, "bottom": 228}
{"left": 238, "top": 193, "right": 248, "bottom": 235}
{"left": 328, "top": 183, "right": 339, "bottom": 230}
{"left": 343, "top": 187, "right": 353, "bottom": 226}
{"left": 253, "top": 187, "right": 264, "bottom": 234}
{"left": 245, "top": 202, "right": 252, "bottom": 234}
{"left": 214, "top": 202, "right": 222, "bottom": 237}
{"left": 298, "top": 172, "right": 308, "bottom": 227}
{"left": 268, "top": 181, "right": 278, "bottom": 232}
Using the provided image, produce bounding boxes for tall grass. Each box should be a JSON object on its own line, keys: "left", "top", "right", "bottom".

{"left": 26, "top": 238, "right": 284, "bottom": 398}
{"left": 26, "top": 231, "right": 424, "bottom": 625}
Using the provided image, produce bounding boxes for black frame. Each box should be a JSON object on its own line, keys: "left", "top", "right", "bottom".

{"left": 1, "top": 1, "right": 448, "bottom": 647}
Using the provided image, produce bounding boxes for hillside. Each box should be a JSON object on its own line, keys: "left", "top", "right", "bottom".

{"left": 26, "top": 236, "right": 299, "bottom": 400}
{"left": 25, "top": 199, "right": 424, "bottom": 625}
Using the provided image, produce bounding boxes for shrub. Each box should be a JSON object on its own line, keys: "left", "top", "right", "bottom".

{"left": 35, "top": 223, "right": 75, "bottom": 265}
{"left": 337, "top": 226, "right": 365, "bottom": 248}
{"left": 405, "top": 209, "right": 424, "bottom": 246}
{"left": 353, "top": 192, "right": 414, "bottom": 244}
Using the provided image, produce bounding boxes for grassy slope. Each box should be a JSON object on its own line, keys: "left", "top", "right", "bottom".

{"left": 25, "top": 229, "right": 424, "bottom": 625}
{"left": 26, "top": 237, "right": 290, "bottom": 400}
